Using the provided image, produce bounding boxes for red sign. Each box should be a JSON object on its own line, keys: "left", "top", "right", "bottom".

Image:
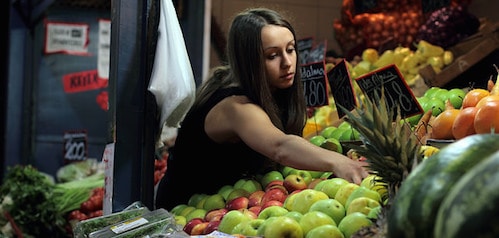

{"left": 62, "top": 70, "right": 108, "bottom": 93}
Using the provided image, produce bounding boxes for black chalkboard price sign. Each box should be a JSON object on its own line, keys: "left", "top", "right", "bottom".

{"left": 297, "top": 37, "right": 314, "bottom": 65}
{"left": 355, "top": 64, "right": 423, "bottom": 120}
{"left": 63, "top": 130, "right": 88, "bottom": 162}
{"left": 301, "top": 61, "right": 329, "bottom": 108}
{"left": 327, "top": 59, "right": 357, "bottom": 118}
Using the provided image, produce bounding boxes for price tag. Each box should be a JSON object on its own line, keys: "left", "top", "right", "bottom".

{"left": 63, "top": 130, "right": 88, "bottom": 162}
{"left": 355, "top": 64, "right": 423, "bottom": 120}
{"left": 297, "top": 37, "right": 314, "bottom": 65}
{"left": 307, "top": 40, "right": 326, "bottom": 64}
{"left": 301, "top": 61, "right": 329, "bottom": 108}
{"left": 327, "top": 59, "right": 357, "bottom": 118}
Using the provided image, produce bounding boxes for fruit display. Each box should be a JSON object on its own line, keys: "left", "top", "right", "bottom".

{"left": 169, "top": 165, "right": 386, "bottom": 237}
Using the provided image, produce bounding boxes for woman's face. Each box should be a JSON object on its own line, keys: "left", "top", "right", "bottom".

{"left": 261, "top": 25, "right": 297, "bottom": 91}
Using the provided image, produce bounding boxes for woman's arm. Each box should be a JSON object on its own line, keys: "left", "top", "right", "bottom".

{"left": 206, "top": 96, "right": 369, "bottom": 184}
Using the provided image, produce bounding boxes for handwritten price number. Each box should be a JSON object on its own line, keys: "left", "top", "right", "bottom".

{"left": 304, "top": 79, "right": 327, "bottom": 107}
{"left": 382, "top": 80, "right": 413, "bottom": 113}
{"left": 65, "top": 138, "right": 86, "bottom": 160}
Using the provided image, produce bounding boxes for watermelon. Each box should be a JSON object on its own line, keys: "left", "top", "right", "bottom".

{"left": 434, "top": 150, "right": 499, "bottom": 238}
{"left": 387, "top": 134, "right": 499, "bottom": 238}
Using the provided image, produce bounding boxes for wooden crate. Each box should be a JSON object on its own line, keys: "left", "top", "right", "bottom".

{"left": 419, "top": 20, "right": 499, "bottom": 88}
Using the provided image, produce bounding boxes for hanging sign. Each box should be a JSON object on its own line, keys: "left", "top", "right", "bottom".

{"left": 98, "top": 19, "right": 111, "bottom": 79}
{"left": 302, "top": 61, "right": 329, "bottom": 108}
{"left": 327, "top": 59, "right": 357, "bottom": 118}
{"left": 355, "top": 64, "right": 423, "bottom": 120}
{"left": 44, "top": 20, "right": 90, "bottom": 55}
{"left": 63, "top": 130, "right": 88, "bottom": 162}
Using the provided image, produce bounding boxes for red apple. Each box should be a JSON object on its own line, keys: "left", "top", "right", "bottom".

{"left": 190, "top": 221, "right": 209, "bottom": 235}
{"left": 248, "top": 190, "right": 265, "bottom": 207}
{"left": 204, "top": 208, "right": 228, "bottom": 222}
{"left": 261, "top": 200, "right": 284, "bottom": 210}
{"left": 203, "top": 220, "right": 221, "bottom": 234}
{"left": 283, "top": 174, "right": 307, "bottom": 193}
{"left": 261, "top": 187, "right": 288, "bottom": 205}
{"left": 225, "top": 196, "right": 249, "bottom": 210}
{"left": 183, "top": 218, "right": 204, "bottom": 235}
{"left": 265, "top": 180, "right": 284, "bottom": 191}
{"left": 248, "top": 205, "right": 262, "bottom": 216}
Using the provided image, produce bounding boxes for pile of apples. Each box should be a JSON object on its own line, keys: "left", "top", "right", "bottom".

{"left": 170, "top": 167, "right": 387, "bottom": 238}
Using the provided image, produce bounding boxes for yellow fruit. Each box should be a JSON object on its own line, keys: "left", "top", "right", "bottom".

{"left": 362, "top": 48, "right": 379, "bottom": 64}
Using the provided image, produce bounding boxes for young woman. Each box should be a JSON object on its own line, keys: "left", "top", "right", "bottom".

{"left": 155, "top": 7, "right": 369, "bottom": 210}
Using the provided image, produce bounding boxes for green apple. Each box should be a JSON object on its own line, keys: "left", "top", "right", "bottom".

{"left": 289, "top": 189, "right": 329, "bottom": 214}
{"left": 217, "top": 185, "right": 234, "bottom": 200}
{"left": 288, "top": 169, "right": 313, "bottom": 186}
{"left": 179, "top": 206, "right": 197, "bottom": 217}
{"left": 284, "top": 211, "right": 303, "bottom": 222}
{"left": 320, "top": 137, "right": 343, "bottom": 154}
{"left": 185, "top": 208, "right": 207, "bottom": 222}
{"left": 283, "top": 191, "right": 298, "bottom": 211}
{"left": 329, "top": 128, "right": 348, "bottom": 141}
{"left": 281, "top": 166, "right": 296, "bottom": 177}
{"left": 345, "top": 186, "right": 381, "bottom": 209}
{"left": 203, "top": 193, "right": 226, "bottom": 211}
{"left": 424, "top": 86, "right": 441, "bottom": 98}
{"left": 314, "top": 177, "right": 350, "bottom": 199}
{"left": 309, "top": 135, "right": 327, "bottom": 147}
{"left": 174, "top": 215, "right": 187, "bottom": 226}
{"left": 447, "top": 88, "right": 466, "bottom": 109}
{"left": 346, "top": 197, "right": 380, "bottom": 216}
{"left": 305, "top": 224, "right": 345, "bottom": 238}
{"left": 218, "top": 210, "right": 253, "bottom": 234}
{"left": 260, "top": 170, "right": 284, "bottom": 188}
{"left": 320, "top": 126, "right": 338, "bottom": 138}
{"left": 338, "top": 212, "right": 373, "bottom": 238}
{"left": 170, "top": 204, "right": 188, "bottom": 216}
{"left": 299, "top": 210, "right": 336, "bottom": 236}
{"left": 434, "top": 88, "right": 449, "bottom": 102}
{"left": 334, "top": 183, "right": 360, "bottom": 207}
{"left": 257, "top": 205, "right": 289, "bottom": 220}
{"left": 308, "top": 198, "right": 345, "bottom": 225}
{"left": 188, "top": 193, "right": 208, "bottom": 207}
{"left": 234, "top": 179, "right": 263, "bottom": 194}
{"left": 259, "top": 216, "right": 303, "bottom": 238}
{"left": 338, "top": 121, "right": 352, "bottom": 130}
{"left": 426, "top": 97, "right": 446, "bottom": 116}
{"left": 195, "top": 196, "right": 209, "bottom": 209}
{"left": 231, "top": 218, "right": 265, "bottom": 236}
{"left": 308, "top": 170, "right": 326, "bottom": 179}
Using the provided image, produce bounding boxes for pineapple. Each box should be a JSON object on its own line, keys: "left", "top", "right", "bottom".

{"left": 339, "top": 88, "right": 425, "bottom": 237}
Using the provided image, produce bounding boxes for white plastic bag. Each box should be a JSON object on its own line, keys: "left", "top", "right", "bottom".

{"left": 148, "top": 0, "right": 196, "bottom": 128}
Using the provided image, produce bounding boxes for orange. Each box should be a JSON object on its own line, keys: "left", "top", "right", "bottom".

{"left": 462, "top": 89, "right": 490, "bottom": 108}
{"left": 430, "top": 108, "right": 460, "bottom": 140}
{"left": 474, "top": 100, "right": 499, "bottom": 134}
{"left": 452, "top": 107, "right": 478, "bottom": 140}
{"left": 475, "top": 95, "right": 499, "bottom": 109}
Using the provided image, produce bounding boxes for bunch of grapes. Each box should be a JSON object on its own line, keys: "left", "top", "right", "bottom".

{"left": 416, "top": 5, "right": 480, "bottom": 49}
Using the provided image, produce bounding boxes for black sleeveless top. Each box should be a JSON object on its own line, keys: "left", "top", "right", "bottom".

{"left": 155, "top": 87, "right": 270, "bottom": 211}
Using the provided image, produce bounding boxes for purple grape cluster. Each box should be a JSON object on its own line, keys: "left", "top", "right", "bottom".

{"left": 416, "top": 5, "right": 480, "bottom": 48}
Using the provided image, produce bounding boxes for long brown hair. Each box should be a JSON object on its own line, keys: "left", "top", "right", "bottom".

{"left": 193, "top": 8, "right": 306, "bottom": 135}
